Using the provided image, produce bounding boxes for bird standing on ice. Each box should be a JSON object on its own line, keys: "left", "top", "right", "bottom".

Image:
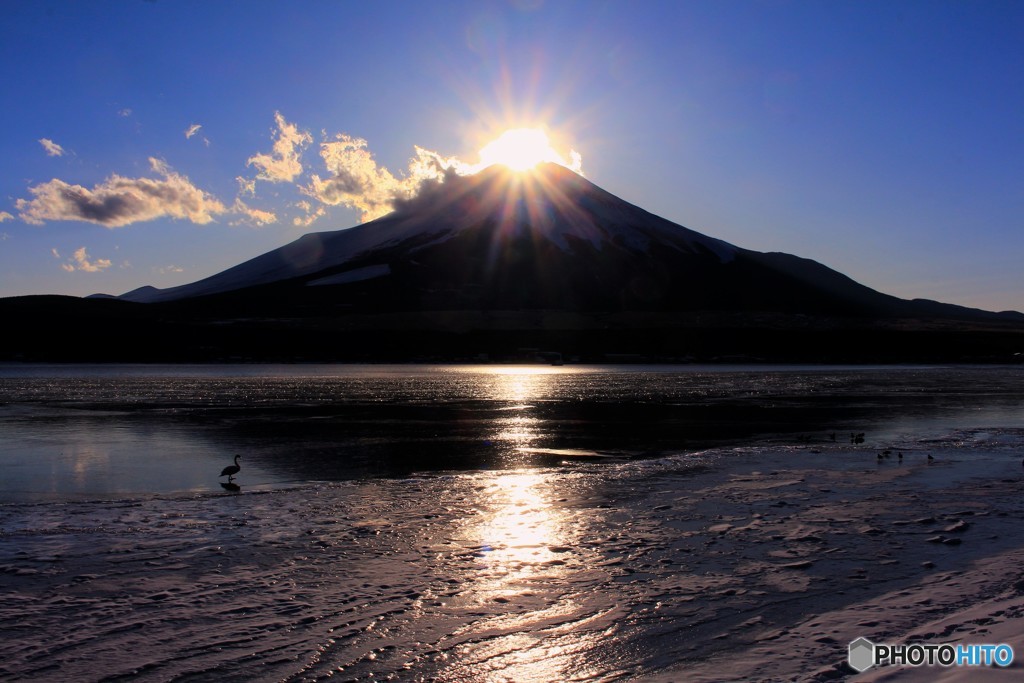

{"left": 220, "top": 455, "right": 241, "bottom": 480}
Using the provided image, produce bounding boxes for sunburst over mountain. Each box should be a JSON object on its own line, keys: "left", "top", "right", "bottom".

{"left": 2, "top": 163, "right": 1022, "bottom": 362}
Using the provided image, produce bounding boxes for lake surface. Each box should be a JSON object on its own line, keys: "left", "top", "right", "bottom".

{"left": 1, "top": 363, "right": 1023, "bottom": 502}
{"left": 3, "top": 364, "right": 1024, "bottom": 681}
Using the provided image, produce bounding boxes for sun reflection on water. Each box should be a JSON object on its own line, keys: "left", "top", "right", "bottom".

{"left": 473, "top": 472, "right": 560, "bottom": 571}
{"left": 458, "top": 367, "right": 580, "bottom": 575}
{"left": 493, "top": 414, "right": 541, "bottom": 449}
{"left": 441, "top": 366, "right": 611, "bottom": 680}
{"left": 457, "top": 365, "right": 586, "bottom": 454}
{"left": 444, "top": 468, "right": 608, "bottom": 682}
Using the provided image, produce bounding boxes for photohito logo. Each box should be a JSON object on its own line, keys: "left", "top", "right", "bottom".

{"left": 848, "top": 637, "right": 1014, "bottom": 672}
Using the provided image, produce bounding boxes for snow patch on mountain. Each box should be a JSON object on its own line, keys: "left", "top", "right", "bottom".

{"left": 120, "top": 214, "right": 449, "bottom": 302}
{"left": 307, "top": 264, "right": 391, "bottom": 287}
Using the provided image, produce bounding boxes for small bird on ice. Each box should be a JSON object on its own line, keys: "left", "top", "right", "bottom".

{"left": 220, "top": 455, "right": 241, "bottom": 480}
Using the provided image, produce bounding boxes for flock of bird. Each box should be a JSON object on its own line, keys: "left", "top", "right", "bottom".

{"left": 875, "top": 449, "right": 934, "bottom": 463}
{"left": 827, "top": 432, "right": 937, "bottom": 464}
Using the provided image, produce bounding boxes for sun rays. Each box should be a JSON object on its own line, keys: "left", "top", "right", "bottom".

{"left": 476, "top": 128, "right": 581, "bottom": 173}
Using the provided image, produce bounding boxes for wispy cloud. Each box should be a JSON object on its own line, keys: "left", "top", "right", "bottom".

{"left": 39, "top": 138, "right": 66, "bottom": 157}
{"left": 17, "top": 158, "right": 228, "bottom": 228}
{"left": 292, "top": 200, "right": 326, "bottom": 227}
{"left": 0, "top": 211, "right": 13, "bottom": 223}
{"left": 59, "top": 246, "right": 112, "bottom": 273}
{"left": 185, "top": 123, "right": 210, "bottom": 147}
{"left": 231, "top": 198, "right": 277, "bottom": 226}
{"left": 155, "top": 264, "right": 184, "bottom": 275}
{"left": 118, "top": 108, "right": 132, "bottom": 118}
{"left": 247, "top": 112, "right": 311, "bottom": 184}
{"left": 236, "top": 175, "right": 256, "bottom": 197}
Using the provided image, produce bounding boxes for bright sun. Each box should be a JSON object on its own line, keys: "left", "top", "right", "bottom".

{"left": 477, "top": 128, "right": 577, "bottom": 173}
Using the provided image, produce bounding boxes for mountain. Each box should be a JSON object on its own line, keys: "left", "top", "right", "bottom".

{"left": 112, "top": 163, "right": 1013, "bottom": 318}
{"left": 3, "top": 163, "right": 1023, "bottom": 362}
{"left": 119, "top": 163, "right": 739, "bottom": 305}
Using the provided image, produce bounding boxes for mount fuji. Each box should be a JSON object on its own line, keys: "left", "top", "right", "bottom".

{"left": 3, "top": 163, "right": 1022, "bottom": 362}
{"left": 111, "top": 163, "right": 991, "bottom": 317}
{"left": 119, "top": 163, "right": 744, "bottom": 308}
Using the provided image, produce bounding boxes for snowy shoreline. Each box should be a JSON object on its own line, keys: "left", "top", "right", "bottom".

{"left": 3, "top": 441, "right": 1023, "bottom": 682}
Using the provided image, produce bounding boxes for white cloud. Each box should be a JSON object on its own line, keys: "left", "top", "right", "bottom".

{"left": 39, "top": 138, "right": 66, "bottom": 157}
{"left": 297, "top": 129, "right": 582, "bottom": 224}
{"left": 304, "top": 135, "right": 399, "bottom": 222}
{"left": 293, "top": 202, "right": 326, "bottom": 227}
{"left": 155, "top": 265, "right": 184, "bottom": 274}
{"left": 568, "top": 149, "right": 584, "bottom": 174}
{"left": 247, "top": 112, "right": 312, "bottom": 184}
{"left": 60, "top": 246, "right": 112, "bottom": 273}
{"left": 118, "top": 108, "right": 132, "bottom": 118}
{"left": 230, "top": 198, "right": 277, "bottom": 226}
{"left": 304, "top": 137, "right": 465, "bottom": 222}
{"left": 184, "top": 124, "right": 211, "bottom": 147}
{"left": 235, "top": 115, "right": 585, "bottom": 227}
{"left": 23, "top": 114, "right": 586, "bottom": 241}
{"left": 16, "top": 158, "right": 227, "bottom": 228}
{"left": 0, "top": 211, "right": 13, "bottom": 223}
{"left": 236, "top": 175, "right": 257, "bottom": 197}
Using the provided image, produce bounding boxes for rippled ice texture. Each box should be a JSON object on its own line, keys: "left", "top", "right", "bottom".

{"left": 2, "top": 364, "right": 1024, "bottom": 681}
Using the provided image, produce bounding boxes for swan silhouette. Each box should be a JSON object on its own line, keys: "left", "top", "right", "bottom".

{"left": 220, "top": 455, "right": 241, "bottom": 480}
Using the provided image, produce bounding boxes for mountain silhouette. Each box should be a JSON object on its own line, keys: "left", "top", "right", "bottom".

{"left": 3, "top": 163, "right": 1022, "bottom": 362}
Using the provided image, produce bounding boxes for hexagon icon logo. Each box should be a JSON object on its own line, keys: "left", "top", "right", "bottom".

{"left": 848, "top": 637, "right": 876, "bottom": 672}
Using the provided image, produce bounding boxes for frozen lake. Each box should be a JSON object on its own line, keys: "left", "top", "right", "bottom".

{"left": 2, "top": 364, "right": 1024, "bottom": 681}
{"left": 2, "top": 363, "right": 1023, "bottom": 501}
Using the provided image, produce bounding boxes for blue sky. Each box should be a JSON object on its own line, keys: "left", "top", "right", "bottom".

{"left": 2, "top": 0, "right": 1021, "bottom": 311}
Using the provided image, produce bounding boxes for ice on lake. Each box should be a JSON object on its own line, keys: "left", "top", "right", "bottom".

{"left": 2, "top": 364, "right": 1024, "bottom": 681}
